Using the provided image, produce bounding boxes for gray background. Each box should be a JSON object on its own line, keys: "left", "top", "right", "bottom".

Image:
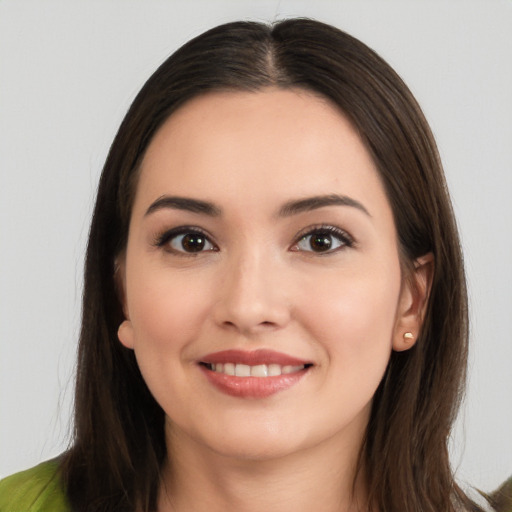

{"left": 1, "top": 0, "right": 511, "bottom": 492}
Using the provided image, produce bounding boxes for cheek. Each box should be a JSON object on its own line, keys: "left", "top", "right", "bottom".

{"left": 301, "top": 259, "right": 402, "bottom": 375}
{"left": 128, "top": 268, "right": 209, "bottom": 349}
{"left": 125, "top": 269, "right": 217, "bottom": 424}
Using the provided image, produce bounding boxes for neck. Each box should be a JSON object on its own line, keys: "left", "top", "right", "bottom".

{"left": 158, "top": 423, "right": 369, "bottom": 512}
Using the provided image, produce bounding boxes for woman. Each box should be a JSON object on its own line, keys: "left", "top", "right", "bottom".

{"left": 0, "top": 18, "right": 508, "bottom": 512}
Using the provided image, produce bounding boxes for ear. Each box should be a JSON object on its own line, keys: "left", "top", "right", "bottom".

{"left": 114, "top": 254, "right": 135, "bottom": 350}
{"left": 392, "top": 253, "right": 434, "bottom": 352}
{"left": 118, "top": 319, "right": 135, "bottom": 350}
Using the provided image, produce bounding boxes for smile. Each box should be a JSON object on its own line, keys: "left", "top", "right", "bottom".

{"left": 203, "top": 362, "right": 307, "bottom": 377}
{"left": 198, "top": 349, "right": 312, "bottom": 398}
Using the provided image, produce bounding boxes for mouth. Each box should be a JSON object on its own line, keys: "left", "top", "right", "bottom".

{"left": 198, "top": 349, "right": 313, "bottom": 398}
{"left": 200, "top": 362, "right": 310, "bottom": 377}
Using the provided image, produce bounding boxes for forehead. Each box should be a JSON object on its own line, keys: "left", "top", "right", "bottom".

{"left": 135, "top": 88, "right": 389, "bottom": 218}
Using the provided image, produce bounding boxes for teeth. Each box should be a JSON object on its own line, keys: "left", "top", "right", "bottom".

{"left": 282, "top": 365, "right": 301, "bottom": 374}
{"left": 235, "top": 364, "right": 251, "bottom": 377}
{"left": 206, "top": 363, "right": 306, "bottom": 377}
{"left": 223, "top": 362, "right": 235, "bottom": 376}
{"left": 268, "top": 364, "right": 282, "bottom": 376}
{"left": 251, "top": 364, "right": 268, "bottom": 377}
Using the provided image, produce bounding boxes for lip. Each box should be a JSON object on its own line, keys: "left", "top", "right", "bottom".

{"left": 198, "top": 349, "right": 312, "bottom": 399}
{"left": 200, "top": 349, "right": 310, "bottom": 366}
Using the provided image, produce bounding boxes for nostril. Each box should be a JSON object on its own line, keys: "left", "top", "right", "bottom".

{"left": 220, "top": 319, "right": 279, "bottom": 331}
{"left": 213, "top": 286, "right": 291, "bottom": 333}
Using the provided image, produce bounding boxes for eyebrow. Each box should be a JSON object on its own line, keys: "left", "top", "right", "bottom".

{"left": 145, "top": 195, "right": 221, "bottom": 217}
{"left": 278, "top": 194, "right": 370, "bottom": 217}
{"left": 144, "top": 193, "right": 370, "bottom": 219}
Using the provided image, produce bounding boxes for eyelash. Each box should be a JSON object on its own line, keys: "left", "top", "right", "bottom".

{"left": 291, "top": 224, "right": 354, "bottom": 254}
{"left": 153, "top": 224, "right": 354, "bottom": 255}
{"left": 154, "top": 226, "right": 217, "bottom": 255}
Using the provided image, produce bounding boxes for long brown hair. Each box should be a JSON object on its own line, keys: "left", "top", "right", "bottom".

{"left": 61, "top": 19, "right": 478, "bottom": 511}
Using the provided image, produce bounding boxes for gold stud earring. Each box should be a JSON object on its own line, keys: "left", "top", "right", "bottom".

{"left": 403, "top": 332, "right": 414, "bottom": 341}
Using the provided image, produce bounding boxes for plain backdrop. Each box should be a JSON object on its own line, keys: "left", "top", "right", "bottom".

{"left": 1, "top": 0, "right": 511, "bottom": 492}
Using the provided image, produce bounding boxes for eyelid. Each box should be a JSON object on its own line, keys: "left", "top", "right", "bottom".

{"left": 153, "top": 224, "right": 353, "bottom": 255}
{"left": 290, "top": 224, "right": 355, "bottom": 253}
{"left": 153, "top": 225, "right": 218, "bottom": 253}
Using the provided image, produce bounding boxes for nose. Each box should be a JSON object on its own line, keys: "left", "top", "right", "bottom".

{"left": 213, "top": 250, "right": 291, "bottom": 335}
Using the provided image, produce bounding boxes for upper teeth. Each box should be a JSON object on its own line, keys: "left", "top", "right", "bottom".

{"left": 206, "top": 363, "right": 305, "bottom": 377}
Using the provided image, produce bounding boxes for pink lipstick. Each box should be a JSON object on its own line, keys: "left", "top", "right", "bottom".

{"left": 198, "top": 349, "right": 312, "bottom": 398}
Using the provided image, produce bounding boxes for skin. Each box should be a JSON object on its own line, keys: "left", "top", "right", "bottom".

{"left": 117, "top": 89, "right": 431, "bottom": 512}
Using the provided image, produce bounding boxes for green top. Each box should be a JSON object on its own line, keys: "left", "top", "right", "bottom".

{"left": 0, "top": 459, "right": 69, "bottom": 511}
{"left": 0, "top": 458, "right": 510, "bottom": 512}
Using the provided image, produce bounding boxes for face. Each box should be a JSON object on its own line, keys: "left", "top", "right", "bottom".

{"left": 118, "top": 89, "right": 423, "bottom": 462}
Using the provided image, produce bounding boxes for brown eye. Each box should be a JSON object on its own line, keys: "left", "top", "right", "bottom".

{"left": 181, "top": 233, "right": 206, "bottom": 252}
{"left": 293, "top": 227, "right": 352, "bottom": 253}
{"left": 169, "top": 232, "right": 215, "bottom": 253}
{"left": 309, "top": 233, "right": 332, "bottom": 252}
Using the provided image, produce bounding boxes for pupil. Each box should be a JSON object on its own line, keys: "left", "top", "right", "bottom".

{"left": 310, "top": 234, "right": 332, "bottom": 251}
{"left": 182, "top": 234, "right": 205, "bottom": 252}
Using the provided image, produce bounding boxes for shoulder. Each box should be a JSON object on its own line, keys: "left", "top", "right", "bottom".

{"left": 484, "top": 476, "right": 512, "bottom": 512}
{"left": 0, "top": 459, "right": 70, "bottom": 511}
{"left": 464, "top": 477, "right": 512, "bottom": 512}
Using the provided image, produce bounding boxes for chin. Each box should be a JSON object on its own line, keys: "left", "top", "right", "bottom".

{"left": 210, "top": 433, "right": 308, "bottom": 462}
{"left": 175, "top": 414, "right": 312, "bottom": 462}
